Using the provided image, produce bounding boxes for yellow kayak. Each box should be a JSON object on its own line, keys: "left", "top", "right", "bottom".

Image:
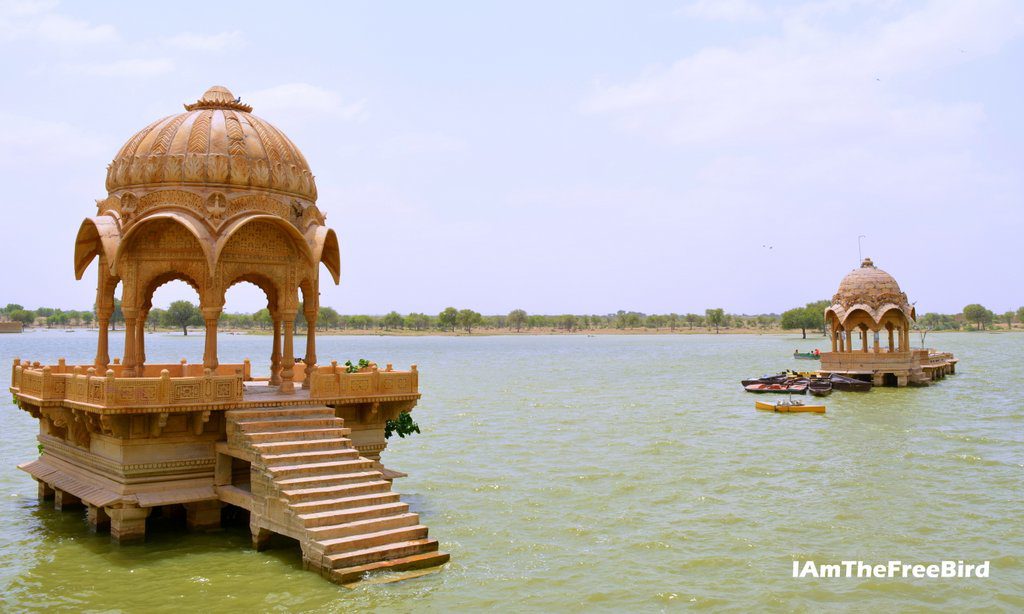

{"left": 755, "top": 400, "right": 826, "bottom": 414}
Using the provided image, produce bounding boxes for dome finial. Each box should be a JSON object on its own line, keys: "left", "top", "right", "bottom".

{"left": 861, "top": 257, "right": 874, "bottom": 268}
{"left": 184, "top": 85, "right": 252, "bottom": 112}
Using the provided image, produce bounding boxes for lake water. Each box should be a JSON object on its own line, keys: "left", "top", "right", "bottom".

{"left": 0, "top": 330, "right": 1021, "bottom": 612}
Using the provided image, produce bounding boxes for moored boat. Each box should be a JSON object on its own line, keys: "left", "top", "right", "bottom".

{"left": 744, "top": 380, "right": 808, "bottom": 394}
{"left": 808, "top": 377, "right": 832, "bottom": 396}
{"left": 828, "top": 373, "right": 872, "bottom": 392}
{"left": 755, "top": 400, "right": 826, "bottom": 413}
{"left": 741, "top": 373, "right": 788, "bottom": 387}
{"left": 793, "top": 349, "right": 821, "bottom": 360}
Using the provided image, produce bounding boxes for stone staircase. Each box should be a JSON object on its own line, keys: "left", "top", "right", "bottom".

{"left": 223, "top": 405, "right": 448, "bottom": 584}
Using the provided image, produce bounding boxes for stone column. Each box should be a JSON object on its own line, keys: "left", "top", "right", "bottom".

{"left": 202, "top": 308, "right": 222, "bottom": 372}
{"left": 280, "top": 312, "right": 296, "bottom": 393}
{"left": 184, "top": 501, "right": 222, "bottom": 531}
{"left": 251, "top": 522, "right": 273, "bottom": 551}
{"left": 54, "top": 489, "right": 82, "bottom": 511}
{"left": 302, "top": 307, "right": 317, "bottom": 390}
{"left": 37, "top": 480, "right": 54, "bottom": 501}
{"left": 107, "top": 506, "right": 151, "bottom": 544}
{"left": 831, "top": 330, "right": 838, "bottom": 352}
{"left": 872, "top": 329, "right": 880, "bottom": 353}
{"left": 136, "top": 311, "right": 148, "bottom": 376}
{"left": 861, "top": 328, "right": 868, "bottom": 352}
{"left": 270, "top": 315, "right": 282, "bottom": 386}
{"left": 888, "top": 327, "right": 895, "bottom": 352}
{"left": 122, "top": 309, "right": 138, "bottom": 377}
{"left": 96, "top": 312, "right": 111, "bottom": 371}
{"left": 87, "top": 504, "right": 111, "bottom": 533}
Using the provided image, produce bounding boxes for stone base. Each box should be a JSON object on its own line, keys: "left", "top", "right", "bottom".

{"left": 37, "top": 481, "right": 54, "bottom": 501}
{"left": 184, "top": 501, "right": 222, "bottom": 531}
{"left": 54, "top": 489, "right": 82, "bottom": 511}
{"left": 87, "top": 504, "right": 111, "bottom": 532}
{"left": 107, "top": 506, "right": 151, "bottom": 544}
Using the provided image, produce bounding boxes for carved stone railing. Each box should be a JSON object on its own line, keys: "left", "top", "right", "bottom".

{"left": 309, "top": 362, "right": 419, "bottom": 400}
{"left": 820, "top": 351, "right": 915, "bottom": 371}
{"left": 10, "top": 359, "right": 244, "bottom": 410}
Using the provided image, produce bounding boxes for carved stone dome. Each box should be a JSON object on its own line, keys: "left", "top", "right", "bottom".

{"left": 828, "top": 258, "right": 915, "bottom": 325}
{"left": 104, "top": 86, "right": 317, "bottom": 202}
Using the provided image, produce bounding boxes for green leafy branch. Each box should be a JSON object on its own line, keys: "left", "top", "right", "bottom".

{"left": 344, "top": 359, "right": 372, "bottom": 373}
{"left": 385, "top": 411, "right": 421, "bottom": 439}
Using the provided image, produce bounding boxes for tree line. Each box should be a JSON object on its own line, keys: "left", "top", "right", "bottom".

{"left": 3, "top": 302, "right": 1022, "bottom": 334}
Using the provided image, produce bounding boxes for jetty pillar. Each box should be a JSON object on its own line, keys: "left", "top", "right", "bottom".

{"left": 53, "top": 489, "right": 82, "bottom": 511}
{"left": 184, "top": 501, "right": 222, "bottom": 532}
{"left": 37, "top": 480, "right": 54, "bottom": 501}
{"left": 87, "top": 504, "right": 111, "bottom": 533}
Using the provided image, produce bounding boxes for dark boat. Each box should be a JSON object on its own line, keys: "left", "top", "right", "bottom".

{"left": 741, "top": 373, "right": 788, "bottom": 387}
{"left": 808, "top": 377, "right": 832, "bottom": 396}
{"left": 744, "top": 380, "right": 808, "bottom": 394}
{"left": 828, "top": 373, "right": 872, "bottom": 392}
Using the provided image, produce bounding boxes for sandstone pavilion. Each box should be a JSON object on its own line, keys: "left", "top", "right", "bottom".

{"left": 10, "top": 86, "right": 448, "bottom": 585}
{"left": 819, "top": 258, "right": 957, "bottom": 387}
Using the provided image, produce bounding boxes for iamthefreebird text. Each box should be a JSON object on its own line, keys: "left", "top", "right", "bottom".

{"left": 792, "top": 560, "right": 990, "bottom": 579}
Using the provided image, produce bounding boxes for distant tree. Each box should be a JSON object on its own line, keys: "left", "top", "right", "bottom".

{"left": 147, "top": 308, "right": 166, "bottom": 331}
{"left": 382, "top": 311, "right": 405, "bottom": 330}
{"left": 406, "top": 313, "right": 432, "bottom": 330}
{"left": 2, "top": 303, "right": 24, "bottom": 314}
{"left": 508, "top": 309, "right": 527, "bottom": 332}
{"left": 558, "top": 314, "right": 577, "bottom": 331}
{"left": 438, "top": 307, "right": 458, "bottom": 332}
{"left": 962, "top": 304, "right": 993, "bottom": 331}
{"left": 684, "top": 313, "right": 700, "bottom": 330}
{"left": 780, "top": 307, "right": 817, "bottom": 339}
{"left": 253, "top": 308, "right": 272, "bottom": 330}
{"left": 1018, "top": 306, "right": 1024, "bottom": 328}
{"left": 705, "top": 308, "right": 725, "bottom": 333}
{"left": 111, "top": 298, "right": 124, "bottom": 330}
{"left": 456, "top": 309, "right": 482, "bottom": 333}
{"left": 316, "top": 306, "right": 339, "bottom": 330}
{"left": 35, "top": 307, "right": 56, "bottom": 318}
{"left": 666, "top": 313, "right": 680, "bottom": 331}
{"left": 8, "top": 309, "right": 35, "bottom": 325}
{"left": 804, "top": 300, "right": 831, "bottom": 336}
{"left": 164, "top": 300, "right": 202, "bottom": 335}
{"left": 80, "top": 311, "right": 94, "bottom": 326}
{"left": 1002, "top": 311, "right": 1015, "bottom": 330}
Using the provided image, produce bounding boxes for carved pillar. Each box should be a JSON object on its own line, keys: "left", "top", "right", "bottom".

{"left": 303, "top": 306, "right": 317, "bottom": 389}
{"left": 96, "top": 312, "right": 111, "bottom": 371}
{"left": 280, "top": 312, "right": 296, "bottom": 393}
{"left": 872, "top": 328, "right": 880, "bottom": 352}
{"left": 107, "top": 506, "right": 151, "bottom": 544}
{"left": 838, "top": 329, "right": 845, "bottom": 352}
{"left": 888, "top": 327, "right": 895, "bottom": 352}
{"left": 122, "top": 308, "right": 138, "bottom": 377}
{"left": 830, "top": 329, "right": 838, "bottom": 352}
{"left": 202, "top": 308, "right": 222, "bottom": 371}
{"left": 136, "top": 310, "right": 148, "bottom": 376}
{"left": 270, "top": 315, "right": 282, "bottom": 386}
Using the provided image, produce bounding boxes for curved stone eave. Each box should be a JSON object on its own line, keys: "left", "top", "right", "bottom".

{"left": 308, "top": 226, "right": 341, "bottom": 285}
{"left": 833, "top": 302, "right": 914, "bottom": 327}
{"left": 74, "top": 216, "right": 121, "bottom": 280}
{"left": 112, "top": 211, "right": 216, "bottom": 278}
{"left": 213, "top": 213, "right": 315, "bottom": 269}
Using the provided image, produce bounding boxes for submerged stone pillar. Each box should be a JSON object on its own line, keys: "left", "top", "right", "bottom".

{"left": 37, "top": 480, "right": 54, "bottom": 501}
{"left": 184, "top": 501, "right": 222, "bottom": 532}
{"left": 107, "top": 506, "right": 151, "bottom": 544}
{"left": 251, "top": 522, "right": 273, "bottom": 551}
{"left": 54, "top": 489, "right": 82, "bottom": 511}
{"left": 87, "top": 504, "right": 111, "bottom": 533}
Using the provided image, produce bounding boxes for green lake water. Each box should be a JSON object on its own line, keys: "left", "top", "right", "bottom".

{"left": 0, "top": 331, "right": 1021, "bottom": 612}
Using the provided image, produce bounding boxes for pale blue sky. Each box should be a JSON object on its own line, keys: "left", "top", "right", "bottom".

{"left": 1, "top": 0, "right": 1021, "bottom": 315}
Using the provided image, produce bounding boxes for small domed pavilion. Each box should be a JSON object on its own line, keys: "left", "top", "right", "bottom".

{"left": 11, "top": 87, "right": 448, "bottom": 584}
{"left": 819, "top": 258, "right": 957, "bottom": 386}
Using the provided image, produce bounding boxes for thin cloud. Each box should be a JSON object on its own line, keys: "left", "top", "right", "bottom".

{"left": 248, "top": 83, "right": 368, "bottom": 121}
{"left": 77, "top": 58, "right": 175, "bottom": 77}
{"left": 163, "top": 30, "right": 243, "bottom": 51}
{"left": 677, "top": 0, "right": 765, "bottom": 22}
{"left": 0, "top": 1, "right": 117, "bottom": 44}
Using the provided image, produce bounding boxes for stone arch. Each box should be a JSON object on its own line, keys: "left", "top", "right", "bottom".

{"left": 73, "top": 216, "right": 121, "bottom": 280}
{"left": 310, "top": 226, "right": 340, "bottom": 284}
{"left": 113, "top": 212, "right": 216, "bottom": 280}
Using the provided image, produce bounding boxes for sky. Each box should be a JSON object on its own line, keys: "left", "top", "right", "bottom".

{"left": 0, "top": 0, "right": 1021, "bottom": 316}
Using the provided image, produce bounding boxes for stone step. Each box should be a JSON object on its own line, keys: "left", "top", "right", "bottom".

{"left": 321, "top": 525, "right": 428, "bottom": 555}
{"left": 282, "top": 480, "right": 391, "bottom": 503}
{"left": 252, "top": 437, "right": 352, "bottom": 455}
{"left": 246, "top": 427, "right": 350, "bottom": 443}
{"left": 227, "top": 406, "right": 336, "bottom": 421}
{"left": 268, "top": 458, "right": 375, "bottom": 478}
{"left": 276, "top": 470, "right": 383, "bottom": 490}
{"left": 307, "top": 512, "right": 420, "bottom": 542}
{"left": 263, "top": 449, "right": 360, "bottom": 465}
{"left": 326, "top": 538, "right": 440, "bottom": 569}
{"left": 329, "top": 551, "right": 451, "bottom": 585}
{"left": 289, "top": 492, "right": 401, "bottom": 514}
{"left": 298, "top": 502, "right": 411, "bottom": 528}
{"left": 238, "top": 417, "right": 344, "bottom": 432}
